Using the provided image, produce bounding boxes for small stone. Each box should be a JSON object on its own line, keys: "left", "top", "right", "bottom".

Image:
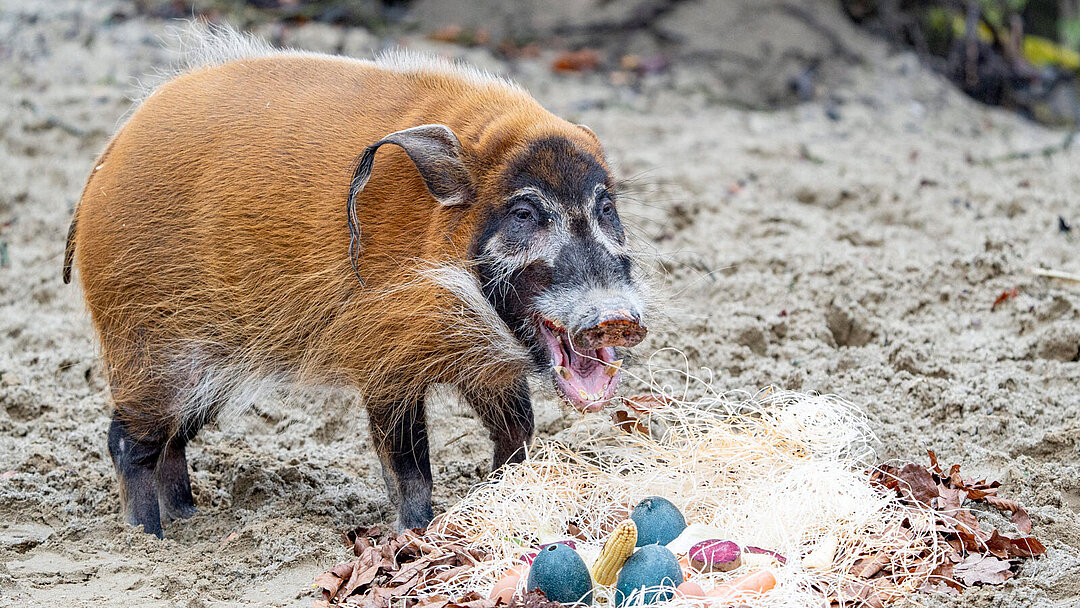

{"left": 825, "top": 299, "right": 874, "bottom": 348}
{"left": 1033, "top": 324, "right": 1080, "bottom": 362}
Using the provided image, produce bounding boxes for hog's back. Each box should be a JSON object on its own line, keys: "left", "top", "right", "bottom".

{"left": 76, "top": 56, "right": 455, "bottom": 356}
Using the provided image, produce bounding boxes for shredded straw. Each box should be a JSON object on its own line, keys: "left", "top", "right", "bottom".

{"left": 414, "top": 354, "right": 949, "bottom": 606}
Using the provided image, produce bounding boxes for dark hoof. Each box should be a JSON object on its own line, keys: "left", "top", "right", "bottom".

{"left": 161, "top": 503, "right": 198, "bottom": 525}
{"left": 396, "top": 501, "right": 434, "bottom": 533}
{"left": 127, "top": 514, "right": 164, "bottom": 539}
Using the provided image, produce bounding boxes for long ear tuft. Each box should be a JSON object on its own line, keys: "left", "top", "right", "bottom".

{"left": 576, "top": 123, "right": 599, "bottom": 141}
{"left": 349, "top": 124, "right": 472, "bottom": 208}
{"left": 346, "top": 124, "right": 474, "bottom": 284}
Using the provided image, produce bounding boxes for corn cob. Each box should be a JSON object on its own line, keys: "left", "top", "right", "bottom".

{"left": 592, "top": 519, "right": 637, "bottom": 585}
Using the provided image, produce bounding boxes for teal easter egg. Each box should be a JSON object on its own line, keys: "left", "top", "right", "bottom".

{"left": 615, "top": 544, "right": 684, "bottom": 606}
{"left": 630, "top": 496, "right": 686, "bottom": 546}
{"left": 526, "top": 542, "right": 593, "bottom": 605}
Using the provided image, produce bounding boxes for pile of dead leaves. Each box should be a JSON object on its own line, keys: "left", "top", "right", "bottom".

{"left": 313, "top": 522, "right": 561, "bottom": 608}
{"left": 312, "top": 524, "right": 565, "bottom": 608}
{"left": 870, "top": 451, "right": 1046, "bottom": 596}
{"left": 312, "top": 524, "right": 493, "bottom": 608}
{"left": 313, "top": 450, "right": 1045, "bottom": 608}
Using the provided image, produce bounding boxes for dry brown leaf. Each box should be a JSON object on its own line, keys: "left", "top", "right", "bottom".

{"left": 927, "top": 449, "right": 942, "bottom": 475}
{"left": 852, "top": 551, "right": 890, "bottom": 578}
{"left": 341, "top": 562, "right": 383, "bottom": 598}
{"left": 414, "top": 594, "right": 451, "bottom": 608}
{"left": 611, "top": 410, "right": 648, "bottom": 435}
{"left": 388, "top": 561, "right": 427, "bottom": 587}
{"left": 622, "top": 394, "right": 671, "bottom": 414}
{"left": 566, "top": 522, "right": 587, "bottom": 540}
{"left": 985, "top": 530, "right": 1047, "bottom": 558}
{"left": 954, "top": 554, "right": 1014, "bottom": 586}
{"left": 937, "top": 485, "right": 966, "bottom": 511}
{"left": 353, "top": 587, "right": 395, "bottom": 608}
{"left": 331, "top": 563, "right": 355, "bottom": 580}
{"left": 929, "top": 562, "right": 963, "bottom": 591}
{"left": 919, "top": 577, "right": 961, "bottom": 596}
{"left": 894, "top": 462, "right": 938, "bottom": 505}
{"left": 552, "top": 49, "right": 602, "bottom": 72}
{"left": 984, "top": 495, "right": 1033, "bottom": 534}
{"left": 314, "top": 571, "right": 345, "bottom": 599}
{"left": 1008, "top": 536, "right": 1046, "bottom": 558}
{"left": 433, "top": 565, "right": 470, "bottom": 584}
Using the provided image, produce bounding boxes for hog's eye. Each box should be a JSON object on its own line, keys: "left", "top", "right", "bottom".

{"left": 510, "top": 204, "right": 538, "bottom": 224}
{"left": 599, "top": 195, "right": 616, "bottom": 218}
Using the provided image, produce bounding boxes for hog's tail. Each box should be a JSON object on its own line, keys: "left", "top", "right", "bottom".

{"left": 62, "top": 210, "right": 77, "bottom": 284}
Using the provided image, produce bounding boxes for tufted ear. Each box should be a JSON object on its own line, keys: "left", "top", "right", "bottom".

{"left": 348, "top": 124, "right": 474, "bottom": 209}
{"left": 576, "top": 123, "right": 598, "bottom": 140}
{"left": 346, "top": 124, "right": 473, "bottom": 284}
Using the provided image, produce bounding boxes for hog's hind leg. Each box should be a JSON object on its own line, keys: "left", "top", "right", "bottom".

{"left": 155, "top": 427, "right": 199, "bottom": 524}
{"left": 108, "top": 383, "right": 205, "bottom": 537}
{"left": 107, "top": 409, "right": 168, "bottom": 538}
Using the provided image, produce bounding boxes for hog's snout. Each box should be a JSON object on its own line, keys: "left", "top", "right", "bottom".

{"left": 572, "top": 306, "right": 647, "bottom": 350}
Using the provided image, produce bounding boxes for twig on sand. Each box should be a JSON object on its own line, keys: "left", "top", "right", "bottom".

{"left": 444, "top": 432, "right": 471, "bottom": 448}
{"left": 1032, "top": 267, "right": 1080, "bottom": 284}
{"left": 550, "top": 0, "right": 690, "bottom": 42}
{"left": 981, "top": 130, "right": 1078, "bottom": 165}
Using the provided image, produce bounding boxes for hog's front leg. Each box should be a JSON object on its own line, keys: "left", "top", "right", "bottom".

{"left": 462, "top": 375, "right": 535, "bottom": 470}
{"left": 368, "top": 396, "right": 433, "bottom": 531}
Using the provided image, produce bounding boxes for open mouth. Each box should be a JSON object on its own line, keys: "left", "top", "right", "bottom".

{"left": 537, "top": 318, "right": 622, "bottom": 413}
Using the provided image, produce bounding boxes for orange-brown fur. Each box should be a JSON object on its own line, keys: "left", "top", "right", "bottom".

{"left": 67, "top": 51, "right": 607, "bottom": 437}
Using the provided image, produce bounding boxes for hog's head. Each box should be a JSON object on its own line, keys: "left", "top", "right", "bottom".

{"left": 346, "top": 123, "right": 647, "bottom": 411}
{"left": 473, "top": 133, "right": 648, "bottom": 411}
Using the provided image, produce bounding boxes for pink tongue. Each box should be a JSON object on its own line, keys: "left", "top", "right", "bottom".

{"left": 565, "top": 345, "right": 608, "bottom": 395}
{"left": 573, "top": 367, "right": 610, "bottom": 398}
{"left": 539, "top": 322, "right": 616, "bottom": 410}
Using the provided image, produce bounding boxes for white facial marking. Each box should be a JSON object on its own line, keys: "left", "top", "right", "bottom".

{"left": 586, "top": 183, "right": 626, "bottom": 256}
{"left": 483, "top": 181, "right": 629, "bottom": 281}
{"left": 482, "top": 188, "right": 570, "bottom": 275}
{"left": 508, "top": 186, "right": 559, "bottom": 216}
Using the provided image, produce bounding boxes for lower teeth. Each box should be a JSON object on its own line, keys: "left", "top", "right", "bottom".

{"left": 576, "top": 389, "right": 603, "bottom": 402}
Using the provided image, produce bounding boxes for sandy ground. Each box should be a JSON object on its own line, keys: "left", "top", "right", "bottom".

{"left": 1, "top": 1, "right": 1078, "bottom": 606}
